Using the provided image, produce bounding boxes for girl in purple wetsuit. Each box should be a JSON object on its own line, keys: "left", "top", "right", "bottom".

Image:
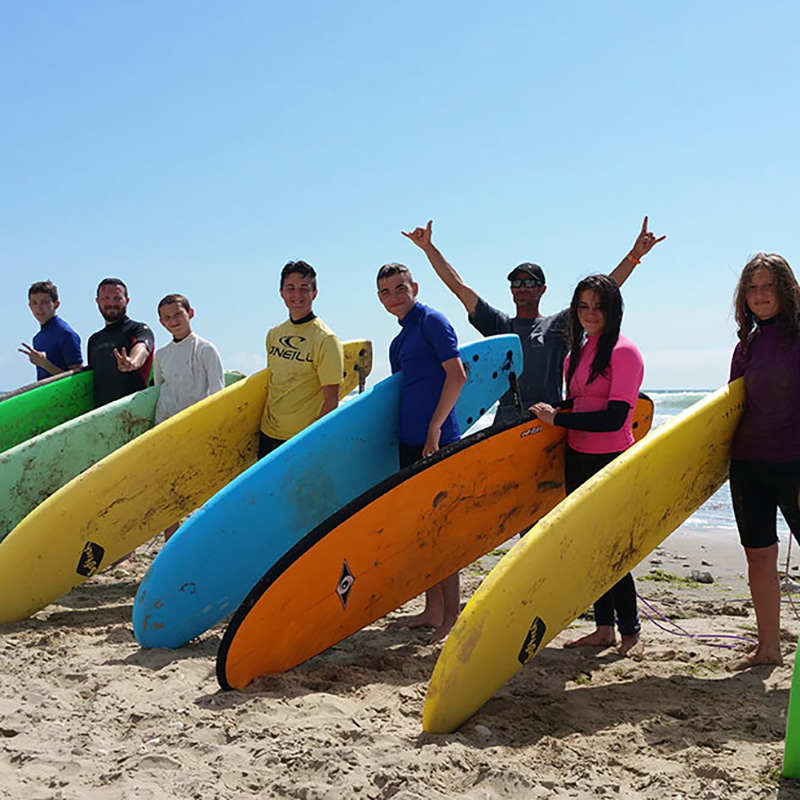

{"left": 729, "top": 253, "right": 800, "bottom": 670}
{"left": 532, "top": 274, "right": 645, "bottom": 657}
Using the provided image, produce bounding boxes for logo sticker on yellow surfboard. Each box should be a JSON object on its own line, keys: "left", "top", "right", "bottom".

{"left": 518, "top": 616, "right": 547, "bottom": 665}
{"left": 76, "top": 541, "right": 104, "bottom": 577}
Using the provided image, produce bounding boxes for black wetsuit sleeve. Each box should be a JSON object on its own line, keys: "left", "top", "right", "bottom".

{"left": 554, "top": 400, "right": 631, "bottom": 432}
{"left": 129, "top": 321, "right": 155, "bottom": 352}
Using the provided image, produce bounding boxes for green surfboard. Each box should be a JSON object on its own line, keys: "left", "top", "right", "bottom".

{"left": 0, "top": 369, "right": 94, "bottom": 454}
{"left": 785, "top": 632, "right": 800, "bottom": 778}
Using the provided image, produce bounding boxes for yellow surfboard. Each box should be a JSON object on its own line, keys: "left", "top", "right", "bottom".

{"left": 0, "top": 341, "right": 372, "bottom": 623}
{"left": 423, "top": 380, "right": 744, "bottom": 734}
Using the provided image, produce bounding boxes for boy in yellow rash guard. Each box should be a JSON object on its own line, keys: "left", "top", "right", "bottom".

{"left": 258, "top": 261, "right": 344, "bottom": 459}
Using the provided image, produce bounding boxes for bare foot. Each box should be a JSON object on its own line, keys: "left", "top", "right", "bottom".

{"left": 389, "top": 611, "right": 444, "bottom": 630}
{"left": 619, "top": 633, "right": 644, "bottom": 659}
{"left": 425, "top": 618, "right": 457, "bottom": 644}
{"left": 728, "top": 646, "right": 783, "bottom": 671}
{"left": 564, "top": 628, "right": 616, "bottom": 649}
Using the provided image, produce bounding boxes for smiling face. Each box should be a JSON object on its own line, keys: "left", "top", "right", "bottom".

{"left": 746, "top": 267, "right": 780, "bottom": 321}
{"left": 28, "top": 292, "right": 59, "bottom": 325}
{"left": 159, "top": 302, "right": 194, "bottom": 340}
{"left": 280, "top": 271, "right": 317, "bottom": 321}
{"left": 377, "top": 273, "right": 418, "bottom": 319}
{"left": 577, "top": 289, "right": 606, "bottom": 337}
{"left": 96, "top": 283, "right": 129, "bottom": 323}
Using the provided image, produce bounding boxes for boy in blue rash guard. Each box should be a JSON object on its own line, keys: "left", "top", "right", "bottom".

{"left": 19, "top": 280, "right": 83, "bottom": 380}
{"left": 377, "top": 262, "right": 466, "bottom": 642}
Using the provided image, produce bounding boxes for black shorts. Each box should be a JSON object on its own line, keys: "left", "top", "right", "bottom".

{"left": 257, "top": 432, "right": 285, "bottom": 461}
{"left": 398, "top": 442, "right": 425, "bottom": 470}
{"left": 729, "top": 459, "right": 800, "bottom": 549}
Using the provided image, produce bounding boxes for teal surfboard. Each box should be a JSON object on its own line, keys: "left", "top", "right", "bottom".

{"left": 133, "top": 335, "right": 523, "bottom": 649}
{"left": 0, "top": 372, "right": 244, "bottom": 544}
{"left": 0, "top": 368, "right": 93, "bottom": 454}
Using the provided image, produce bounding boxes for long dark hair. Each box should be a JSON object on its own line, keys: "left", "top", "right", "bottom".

{"left": 565, "top": 274, "right": 623, "bottom": 391}
{"left": 733, "top": 253, "right": 800, "bottom": 358}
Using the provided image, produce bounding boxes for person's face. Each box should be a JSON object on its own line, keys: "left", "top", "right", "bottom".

{"left": 377, "top": 273, "right": 418, "bottom": 319}
{"left": 577, "top": 289, "right": 606, "bottom": 337}
{"left": 745, "top": 267, "right": 780, "bottom": 321}
{"left": 509, "top": 271, "right": 545, "bottom": 308}
{"left": 159, "top": 302, "right": 194, "bottom": 340}
{"left": 28, "top": 292, "right": 59, "bottom": 325}
{"left": 96, "top": 284, "right": 129, "bottom": 323}
{"left": 280, "top": 272, "right": 317, "bottom": 320}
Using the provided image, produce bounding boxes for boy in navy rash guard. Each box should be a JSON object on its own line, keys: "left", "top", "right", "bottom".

{"left": 19, "top": 280, "right": 83, "bottom": 380}
{"left": 377, "top": 262, "right": 466, "bottom": 642}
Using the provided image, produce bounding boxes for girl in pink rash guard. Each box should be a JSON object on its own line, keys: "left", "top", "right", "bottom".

{"left": 728, "top": 253, "right": 800, "bottom": 670}
{"left": 532, "top": 274, "right": 645, "bottom": 657}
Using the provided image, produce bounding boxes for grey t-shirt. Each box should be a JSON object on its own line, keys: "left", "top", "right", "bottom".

{"left": 469, "top": 298, "right": 568, "bottom": 423}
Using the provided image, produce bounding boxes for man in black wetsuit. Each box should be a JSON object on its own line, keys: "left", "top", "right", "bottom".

{"left": 402, "top": 217, "right": 664, "bottom": 424}
{"left": 87, "top": 278, "right": 155, "bottom": 408}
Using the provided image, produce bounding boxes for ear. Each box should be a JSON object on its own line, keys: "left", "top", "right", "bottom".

{"left": 188, "top": 307, "right": 195, "bottom": 319}
{"left": 411, "top": 281, "right": 419, "bottom": 298}
{"left": 54, "top": 299, "right": 61, "bottom": 310}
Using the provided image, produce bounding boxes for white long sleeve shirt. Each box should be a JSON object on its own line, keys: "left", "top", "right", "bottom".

{"left": 153, "top": 332, "right": 225, "bottom": 424}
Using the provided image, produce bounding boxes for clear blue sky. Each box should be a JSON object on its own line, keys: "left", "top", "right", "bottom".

{"left": 3, "top": 1, "right": 799, "bottom": 391}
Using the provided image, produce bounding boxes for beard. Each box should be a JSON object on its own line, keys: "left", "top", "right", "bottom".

{"left": 100, "top": 306, "right": 126, "bottom": 323}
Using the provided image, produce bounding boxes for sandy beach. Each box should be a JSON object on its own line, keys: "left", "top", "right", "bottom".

{"left": 1, "top": 523, "right": 799, "bottom": 800}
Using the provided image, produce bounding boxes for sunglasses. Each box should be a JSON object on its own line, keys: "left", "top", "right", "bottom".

{"left": 509, "top": 278, "right": 541, "bottom": 288}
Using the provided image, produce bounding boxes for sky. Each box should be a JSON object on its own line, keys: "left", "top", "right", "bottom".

{"left": 3, "top": 1, "right": 799, "bottom": 392}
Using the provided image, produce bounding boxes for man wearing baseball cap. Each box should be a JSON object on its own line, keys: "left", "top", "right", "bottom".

{"left": 402, "top": 218, "right": 664, "bottom": 424}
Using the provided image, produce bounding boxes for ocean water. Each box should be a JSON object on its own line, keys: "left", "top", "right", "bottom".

{"left": 647, "top": 390, "right": 739, "bottom": 532}
{"left": 470, "top": 390, "right": 789, "bottom": 535}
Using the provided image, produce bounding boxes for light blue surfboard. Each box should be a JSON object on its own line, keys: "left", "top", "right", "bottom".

{"left": 133, "top": 335, "right": 522, "bottom": 648}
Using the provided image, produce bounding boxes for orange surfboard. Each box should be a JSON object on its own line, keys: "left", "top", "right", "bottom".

{"left": 217, "top": 396, "right": 653, "bottom": 690}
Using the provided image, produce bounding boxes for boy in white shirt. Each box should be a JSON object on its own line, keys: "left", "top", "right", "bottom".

{"left": 153, "top": 293, "right": 225, "bottom": 541}
{"left": 153, "top": 294, "right": 225, "bottom": 425}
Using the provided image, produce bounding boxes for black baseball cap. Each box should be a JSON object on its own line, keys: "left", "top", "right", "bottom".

{"left": 507, "top": 263, "right": 545, "bottom": 285}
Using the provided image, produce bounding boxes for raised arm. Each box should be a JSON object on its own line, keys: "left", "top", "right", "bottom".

{"left": 402, "top": 220, "right": 480, "bottom": 315}
{"left": 609, "top": 215, "right": 666, "bottom": 288}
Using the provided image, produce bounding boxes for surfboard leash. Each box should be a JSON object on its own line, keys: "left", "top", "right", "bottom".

{"left": 637, "top": 533, "right": 800, "bottom": 652}
{"left": 636, "top": 591, "right": 756, "bottom": 650}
